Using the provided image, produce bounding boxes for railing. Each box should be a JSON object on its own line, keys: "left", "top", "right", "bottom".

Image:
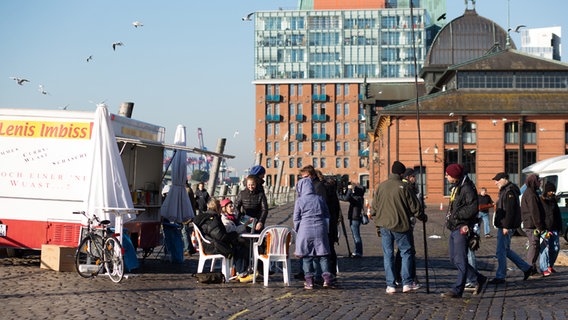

{"left": 213, "top": 184, "right": 296, "bottom": 208}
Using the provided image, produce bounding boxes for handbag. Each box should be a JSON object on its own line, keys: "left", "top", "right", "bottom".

{"left": 361, "top": 213, "right": 369, "bottom": 225}
{"left": 192, "top": 272, "right": 226, "bottom": 284}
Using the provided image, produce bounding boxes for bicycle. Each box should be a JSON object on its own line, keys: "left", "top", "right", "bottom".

{"left": 73, "top": 211, "right": 125, "bottom": 283}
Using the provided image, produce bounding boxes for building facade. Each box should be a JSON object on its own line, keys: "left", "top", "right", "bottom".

{"left": 520, "top": 26, "right": 562, "bottom": 61}
{"left": 253, "top": 0, "right": 444, "bottom": 187}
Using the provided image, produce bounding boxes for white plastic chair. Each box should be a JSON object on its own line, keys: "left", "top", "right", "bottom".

{"left": 193, "top": 225, "right": 232, "bottom": 283}
{"left": 252, "top": 225, "right": 296, "bottom": 286}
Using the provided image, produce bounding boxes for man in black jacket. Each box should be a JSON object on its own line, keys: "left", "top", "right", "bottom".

{"left": 441, "top": 164, "right": 487, "bottom": 298}
{"left": 488, "top": 172, "right": 532, "bottom": 284}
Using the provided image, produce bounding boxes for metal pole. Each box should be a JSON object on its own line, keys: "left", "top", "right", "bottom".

{"left": 410, "top": 2, "right": 430, "bottom": 294}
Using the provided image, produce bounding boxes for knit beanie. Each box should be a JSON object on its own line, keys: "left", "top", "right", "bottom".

{"left": 445, "top": 163, "right": 464, "bottom": 179}
{"left": 403, "top": 168, "right": 415, "bottom": 178}
{"left": 544, "top": 182, "right": 556, "bottom": 194}
{"left": 391, "top": 161, "right": 406, "bottom": 175}
{"left": 250, "top": 165, "right": 266, "bottom": 176}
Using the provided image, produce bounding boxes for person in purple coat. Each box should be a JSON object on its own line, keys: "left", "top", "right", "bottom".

{"left": 293, "top": 177, "right": 333, "bottom": 289}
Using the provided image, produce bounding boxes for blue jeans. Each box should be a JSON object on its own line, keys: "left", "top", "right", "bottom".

{"left": 478, "top": 211, "right": 491, "bottom": 236}
{"left": 302, "top": 256, "right": 329, "bottom": 277}
{"left": 466, "top": 248, "right": 478, "bottom": 283}
{"left": 495, "top": 228, "right": 530, "bottom": 279}
{"left": 350, "top": 219, "right": 363, "bottom": 256}
{"left": 539, "top": 231, "right": 560, "bottom": 271}
{"left": 381, "top": 227, "right": 413, "bottom": 287}
{"left": 449, "top": 229, "right": 482, "bottom": 296}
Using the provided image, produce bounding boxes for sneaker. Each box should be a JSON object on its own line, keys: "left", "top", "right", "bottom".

{"left": 403, "top": 283, "right": 420, "bottom": 293}
{"left": 304, "top": 282, "right": 313, "bottom": 289}
{"left": 441, "top": 291, "right": 461, "bottom": 298}
{"left": 488, "top": 278, "right": 506, "bottom": 284}
{"left": 238, "top": 274, "right": 254, "bottom": 283}
{"left": 543, "top": 270, "right": 551, "bottom": 277}
{"left": 464, "top": 282, "right": 476, "bottom": 289}
{"left": 549, "top": 267, "right": 557, "bottom": 273}
{"left": 386, "top": 286, "right": 396, "bottom": 294}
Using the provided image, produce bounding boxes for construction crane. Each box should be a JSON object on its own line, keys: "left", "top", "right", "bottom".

{"left": 197, "top": 128, "right": 212, "bottom": 171}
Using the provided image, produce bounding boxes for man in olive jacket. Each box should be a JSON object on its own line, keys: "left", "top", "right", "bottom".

{"left": 370, "top": 161, "right": 421, "bottom": 294}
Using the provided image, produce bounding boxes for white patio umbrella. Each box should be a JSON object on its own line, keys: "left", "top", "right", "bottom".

{"left": 84, "top": 104, "right": 136, "bottom": 231}
{"left": 160, "top": 125, "right": 195, "bottom": 223}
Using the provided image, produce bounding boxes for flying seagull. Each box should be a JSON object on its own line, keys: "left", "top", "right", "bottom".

{"left": 233, "top": 130, "right": 239, "bottom": 138}
{"left": 132, "top": 21, "right": 143, "bottom": 28}
{"left": 38, "top": 85, "right": 49, "bottom": 95}
{"left": 112, "top": 42, "right": 124, "bottom": 51}
{"left": 86, "top": 55, "right": 93, "bottom": 62}
{"left": 508, "top": 25, "right": 526, "bottom": 33}
{"left": 241, "top": 12, "right": 254, "bottom": 21}
{"left": 10, "top": 77, "right": 30, "bottom": 85}
{"left": 437, "top": 13, "right": 446, "bottom": 21}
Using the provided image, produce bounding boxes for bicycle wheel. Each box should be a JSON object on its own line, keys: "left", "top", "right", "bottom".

{"left": 104, "top": 236, "right": 124, "bottom": 283}
{"left": 75, "top": 234, "right": 104, "bottom": 278}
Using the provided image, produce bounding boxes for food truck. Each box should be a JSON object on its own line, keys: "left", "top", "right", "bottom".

{"left": 0, "top": 107, "right": 228, "bottom": 254}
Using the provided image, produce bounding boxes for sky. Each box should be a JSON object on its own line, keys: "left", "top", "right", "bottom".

{"left": 1, "top": 0, "right": 566, "bottom": 177}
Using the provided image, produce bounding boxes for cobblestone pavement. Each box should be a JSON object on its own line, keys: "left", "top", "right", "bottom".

{"left": 2, "top": 202, "right": 568, "bottom": 320}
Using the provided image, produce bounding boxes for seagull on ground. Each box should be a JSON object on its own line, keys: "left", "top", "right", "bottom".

{"left": 86, "top": 55, "right": 93, "bottom": 62}
{"left": 38, "top": 85, "right": 49, "bottom": 95}
{"left": 112, "top": 42, "right": 124, "bottom": 51}
{"left": 241, "top": 12, "right": 254, "bottom": 21}
{"left": 10, "top": 77, "right": 30, "bottom": 85}
{"left": 132, "top": 21, "right": 143, "bottom": 28}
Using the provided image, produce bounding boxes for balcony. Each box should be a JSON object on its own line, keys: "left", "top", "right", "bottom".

{"left": 312, "top": 133, "right": 328, "bottom": 141}
{"left": 266, "top": 94, "right": 282, "bottom": 102}
{"left": 265, "top": 114, "right": 283, "bottom": 122}
{"left": 295, "top": 133, "right": 306, "bottom": 141}
{"left": 312, "top": 114, "right": 327, "bottom": 122}
{"left": 312, "top": 94, "right": 328, "bottom": 102}
{"left": 358, "top": 133, "right": 367, "bottom": 140}
{"left": 295, "top": 114, "right": 305, "bottom": 122}
{"left": 358, "top": 150, "right": 369, "bottom": 157}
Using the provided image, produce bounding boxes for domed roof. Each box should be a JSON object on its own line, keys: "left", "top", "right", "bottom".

{"left": 424, "top": 9, "right": 515, "bottom": 68}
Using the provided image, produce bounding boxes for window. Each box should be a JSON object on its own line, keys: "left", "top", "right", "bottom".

{"left": 336, "top": 123, "right": 341, "bottom": 135}
{"left": 344, "top": 141, "right": 349, "bottom": 151}
{"left": 297, "top": 123, "right": 303, "bottom": 134}
{"left": 336, "top": 158, "right": 341, "bottom": 168}
{"left": 443, "top": 149, "right": 459, "bottom": 196}
{"left": 298, "top": 84, "right": 303, "bottom": 96}
{"left": 444, "top": 122, "right": 458, "bottom": 144}
{"left": 297, "top": 157, "right": 303, "bottom": 168}
{"left": 344, "top": 122, "right": 349, "bottom": 135}
{"left": 289, "top": 157, "right": 295, "bottom": 168}
{"left": 289, "top": 103, "right": 295, "bottom": 116}
{"left": 335, "top": 84, "right": 341, "bottom": 96}
{"left": 313, "top": 141, "right": 319, "bottom": 152}
{"left": 274, "top": 141, "right": 280, "bottom": 152}
{"left": 275, "top": 123, "right": 280, "bottom": 135}
{"left": 298, "top": 142, "right": 303, "bottom": 151}
{"left": 290, "top": 123, "right": 295, "bottom": 135}
{"left": 297, "top": 103, "right": 303, "bottom": 115}
{"left": 505, "top": 122, "right": 519, "bottom": 144}
{"left": 267, "top": 123, "right": 273, "bottom": 135}
{"left": 523, "top": 122, "right": 536, "bottom": 144}
{"left": 290, "top": 84, "right": 296, "bottom": 96}
{"left": 266, "top": 142, "right": 272, "bottom": 152}
{"left": 266, "top": 157, "right": 272, "bottom": 168}
{"left": 565, "top": 123, "right": 568, "bottom": 144}
{"left": 462, "top": 121, "right": 477, "bottom": 144}
{"left": 289, "top": 142, "right": 295, "bottom": 153}
{"left": 344, "top": 84, "right": 349, "bottom": 96}
{"left": 321, "top": 142, "right": 326, "bottom": 152}
{"left": 344, "top": 103, "right": 349, "bottom": 116}
{"left": 505, "top": 150, "right": 519, "bottom": 185}
{"left": 522, "top": 149, "right": 537, "bottom": 178}
{"left": 266, "top": 104, "right": 272, "bottom": 115}
{"left": 343, "top": 158, "right": 349, "bottom": 168}
{"left": 335, "top": 103, "right": 341, "bottom": 116}
{"left": 336, "top": 142, "right": 341, "bottom": 151}
{"left": 313, "top": 157, "right": 318, "bottom": 168}
{"left": 320, "top": 158, "right": 326, "bottom": 168}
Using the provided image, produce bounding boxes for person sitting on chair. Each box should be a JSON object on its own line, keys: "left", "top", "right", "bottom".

{"left": 220, "top": 198, "right": 254, "bottom": 283}
{"left": 193, "top": 199, "right": 238, "bottom": 259}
